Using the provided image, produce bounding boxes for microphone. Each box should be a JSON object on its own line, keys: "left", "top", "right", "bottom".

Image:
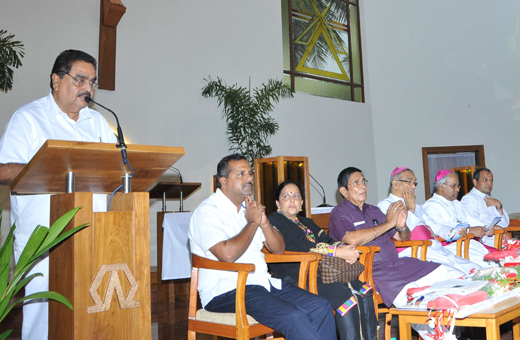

{"left": 85, "top": 96, "right": 128, "bottom": 164}
{"left": 170, "top": 166, "right": 184, "bottom": 212}
{"left": 309, "top": 173, "right": 332, "bottom": 207}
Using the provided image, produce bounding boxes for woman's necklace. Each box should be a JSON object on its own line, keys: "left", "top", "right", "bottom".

{"left": 280, "top": 211, "right": 316, "bottom": 243}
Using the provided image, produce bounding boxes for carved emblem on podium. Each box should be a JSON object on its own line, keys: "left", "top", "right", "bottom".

{"left": 87, "top": 263, "right": 140, "bottom": 313}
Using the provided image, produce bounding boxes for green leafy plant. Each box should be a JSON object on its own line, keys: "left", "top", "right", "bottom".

{"left": 201, "top": 77, "right": 293, "bottom": 164}
{"left": 0, "top": 207, "right": 88, "bottom": 339}
{"left": 0, "top": 30, "right": 25, "bottom": 93}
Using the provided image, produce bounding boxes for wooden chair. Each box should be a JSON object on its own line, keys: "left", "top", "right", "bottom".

{"left": 392, "top": 239, "right": 432, "bottom": 261}
{"left": 368, "top": 235, "right": 478, "bottom": 340}
{"left": 187, "top": 251, "right": 321, "bottom": 340}
{"left": 263, "top": 250, "right": 322, "bottom": 294}
{"left": 362, "top": 240, "right": 433, "bottom": 340}
{"left": 436, "top": 234, "right": 475, "bottom": 259}
{"left": 494, "top": 219, "right": 520, "bottom": 249}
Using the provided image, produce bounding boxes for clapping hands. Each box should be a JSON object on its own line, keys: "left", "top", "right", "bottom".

{"left": 244, "top": 196, "right": 268, "bottom": 228}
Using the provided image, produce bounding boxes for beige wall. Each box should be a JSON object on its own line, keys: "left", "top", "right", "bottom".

{"left": 4, "top": 1, "right": 518, "bottom": 264}
{"left": 363, "top": 1, "right": 520, "bottom": 211}
{"left": 0, "top": 0, "right": 376, "bottom": 264}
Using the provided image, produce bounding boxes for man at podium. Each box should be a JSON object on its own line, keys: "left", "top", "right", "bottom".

{"left": 0, "top": 50, "right": 117, "bottom": 340}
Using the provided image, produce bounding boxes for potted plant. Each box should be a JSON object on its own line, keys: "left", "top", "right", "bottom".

{"left": 0, "top": 30, "right": 25, "bottom": 93}
{"left": 201, "top": 77, "right": 293, "bottom": 165}
{"left": 0, "top": 207, "right": 88, "bottom": 339}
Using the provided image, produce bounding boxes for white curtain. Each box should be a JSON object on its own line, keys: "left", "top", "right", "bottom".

{"left": 427, "top": 152, "right": 476, "bottom": 196}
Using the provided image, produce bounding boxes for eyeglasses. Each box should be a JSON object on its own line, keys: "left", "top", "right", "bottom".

{"left": 396, "top": 179, "right": 419, "bottom": 186}
{"left": 63, "top": 72, "right": 99, "bottom": 89}
{"left": 445, "top": 183, "right": 461, "bottom": 189}
{"left": 349, "top": 179, "right": 368, "bottom": 187}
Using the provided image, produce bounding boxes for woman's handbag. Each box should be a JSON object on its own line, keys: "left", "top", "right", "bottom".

{"left": 318, "top": 256, "right": 365, "bottom": 284}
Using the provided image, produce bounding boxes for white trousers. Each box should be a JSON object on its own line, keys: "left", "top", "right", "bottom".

{"left": 443, "top": 239, "right": 497, "bottom": 268}
{"left": 14, "top": 238, "right": 48, "bottom": 340}
{"left": 398, "top": 240, "right": 481, "bottom": 277}
{"left": 393, "top": 265, "right": 450, "bottom": 307}
{"left": 480, "top": 234, "right": 497, "bottom": 248}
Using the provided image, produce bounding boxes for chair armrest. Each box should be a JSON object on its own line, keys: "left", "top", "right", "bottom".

{"left": 264, "top": 251, "right": 319, "bottom": 263}
{"left": 392, "top": 239, "right": 425, "bottom": 259}
{"left": 504, "top": 223, "right": 520, "bottom": 236}
{"left": 436, "top": 235, "right": 474, "bottom": 259}
{"left": 263, "top": 250, "right": 322, "bottom": 293}
{"left": 192, "top": 254, "right": 255, "bottom": 272}
{"left": 365, "top": 245, "right": 381, "bottom": 253}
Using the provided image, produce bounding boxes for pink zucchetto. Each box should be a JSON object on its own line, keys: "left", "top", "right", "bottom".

{"left": 435, "top": 169, "right": 452, "bottom": 182}
{"left": 391, "top": 167, "right": 409, "bottom": 178}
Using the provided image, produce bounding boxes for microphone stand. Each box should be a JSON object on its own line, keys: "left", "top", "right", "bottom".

{"left": 85, "top": 96, "right": 128, "bottom": 164}
{"left": 309, "top": 173, "right": 332, "bottom": 207}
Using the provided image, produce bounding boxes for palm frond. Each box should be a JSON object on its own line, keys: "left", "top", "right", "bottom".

{"left": 202, "top": 77, "right": 293, "bottom": 164}
{"left": 0, "top": 30, "right": 25, "bottom": 92}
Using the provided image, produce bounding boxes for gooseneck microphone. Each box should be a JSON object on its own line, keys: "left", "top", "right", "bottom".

{"left": 85, "top": 96, "right": 128, "bottom": 164}
{"left": 309, "top": 173, "right": 332, "bottom": 207}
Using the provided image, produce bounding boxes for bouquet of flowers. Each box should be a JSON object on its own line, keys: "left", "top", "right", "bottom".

{"left": 413, "top": 267, "right": 520, "bottom": 340}
{"left": 471, "top": 266, "right": 520, "bottom": 298}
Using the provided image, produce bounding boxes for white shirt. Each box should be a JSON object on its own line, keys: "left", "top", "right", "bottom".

{"left": 378, "top": 193, "right": 483, "bottom": 275}
{"left": 461, "top": 188, "right": 509, "bottom": 228}
{"left": 422, "top": 193, "right": 483, "bottom": 240}
{"left": 188, "top": 189, "right": 281, "bottom": 308}
{"left": 377, "top": 193, "right": 424, "bottom": 231}
{"left": 0, "top": 91, "right": 117, "bottom": 245}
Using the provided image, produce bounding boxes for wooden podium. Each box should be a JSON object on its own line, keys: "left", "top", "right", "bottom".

{"left": 11, "top": 140, "right": 185, "bottom": 340}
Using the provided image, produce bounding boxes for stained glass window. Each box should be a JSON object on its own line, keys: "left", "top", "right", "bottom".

{"left": 282, "top": 0, "right": 364, "bottom": 102}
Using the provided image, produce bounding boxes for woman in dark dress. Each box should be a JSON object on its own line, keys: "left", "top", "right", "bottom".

{"left": 268, "top": 181, "right": 377, "bottom": 340}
